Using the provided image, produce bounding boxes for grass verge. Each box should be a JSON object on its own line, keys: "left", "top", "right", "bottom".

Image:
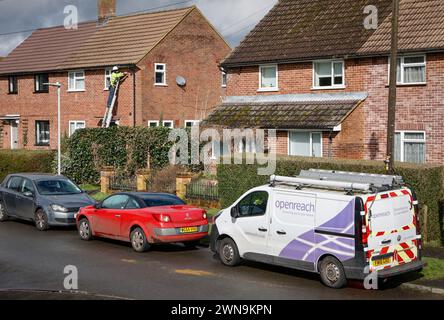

{"left": 421, "top": 257, "right": 444, "bottom": 280}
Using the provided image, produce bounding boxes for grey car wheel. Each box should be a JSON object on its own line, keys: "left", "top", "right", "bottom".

{"left": 218, "top": 238, "right": 241, "bottom": 267}
{"left": 78, "top": 218, "right": 93, "bottom": 241}
{"left": 35, "top": 209, "right": 49, "bottom": 231}
{"left": 319, "top": 256, "right": 347, "bottom": 289}
{"left": 0, "top": 202, "right": 8, "bottom": 222}
{"left": 130, "top": 227, "right": 150, "bottom": 253}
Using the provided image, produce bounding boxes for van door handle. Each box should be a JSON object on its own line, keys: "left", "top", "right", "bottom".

{"left": 381, "top": 239, "right": 392, "bottom": 245}
{"left": 258, "top": 228, "right": 268, "bottom": 232}
{"left": 277, "top": 230, "right": 286, "bottom": 235}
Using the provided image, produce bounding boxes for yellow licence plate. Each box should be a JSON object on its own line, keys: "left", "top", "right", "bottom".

{"left": 180, "top": 227, "right": 198, "bottom": 234}
{"left": 372, "top": 257, "right": 392, "bottom": 267}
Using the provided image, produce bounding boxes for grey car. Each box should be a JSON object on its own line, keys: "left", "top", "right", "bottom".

{"left": 0, "top": 173, "right": 96, "bottom": 231}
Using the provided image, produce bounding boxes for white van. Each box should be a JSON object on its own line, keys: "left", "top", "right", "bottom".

{"left": 210, "top": 169, "right": 424, "bottom": 288}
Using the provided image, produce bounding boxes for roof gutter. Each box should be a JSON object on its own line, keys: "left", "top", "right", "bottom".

{"left": 0, "top": 64, "right": 137, "bottom": 77}
{"left": 221, "top": 48, "right": 444, "bottom": 69}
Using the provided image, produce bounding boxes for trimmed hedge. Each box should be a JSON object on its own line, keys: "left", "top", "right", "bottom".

{"left": 62, "top": 126, "right": 175, "bottom": 184}
{"left": 0, "top": 150, "right": 55, "bottom": 182}
{"left": 218, "top": 156, "right": 444, "bottom": 243}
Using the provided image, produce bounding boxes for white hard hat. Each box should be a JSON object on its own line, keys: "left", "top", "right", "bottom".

{"left": 112, "top": 66, "right": 119, "bottom": 71}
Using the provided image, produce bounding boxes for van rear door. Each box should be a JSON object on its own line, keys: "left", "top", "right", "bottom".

{"left": 365, "top": 189, "right": 419, "bottom": 272}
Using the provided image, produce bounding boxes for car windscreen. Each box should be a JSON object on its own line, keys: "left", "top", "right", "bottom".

{"left": 140, "top": 194, "right": 185, "bottom": 207}
{"left": 36, "top": 179, "right": 82, "bottom": 195}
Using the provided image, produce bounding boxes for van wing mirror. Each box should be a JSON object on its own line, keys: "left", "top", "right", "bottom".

{"left": 230, "top": 206, "right": 239, "bottom": 218}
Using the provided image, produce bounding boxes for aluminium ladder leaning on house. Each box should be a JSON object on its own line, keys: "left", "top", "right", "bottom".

{"left": 102, "top": 75, "right": 127, "bottom": 128}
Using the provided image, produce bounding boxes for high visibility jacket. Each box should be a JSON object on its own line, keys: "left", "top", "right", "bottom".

{"left": 110, "top": 72, "right": 124, "bottom": 87}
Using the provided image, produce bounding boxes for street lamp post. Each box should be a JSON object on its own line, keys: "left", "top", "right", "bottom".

{"left": 44, "top": 82, "right": 62, "bottom": 175}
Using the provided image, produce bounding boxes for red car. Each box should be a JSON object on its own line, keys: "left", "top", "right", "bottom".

{"left": 76, "top": 192, "right": 209, "bottom": 252}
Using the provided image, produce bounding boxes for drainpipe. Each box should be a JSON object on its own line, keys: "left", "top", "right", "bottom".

{"left": 132, "top": 68, "right": 136, "bottom": 127}
{"left": 328, "top": 130, "right": 333, "bottom": 159}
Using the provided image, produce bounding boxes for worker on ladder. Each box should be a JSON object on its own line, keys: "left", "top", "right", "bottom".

{"left": 107, "top": 66, "right": 128, "bottom": 108}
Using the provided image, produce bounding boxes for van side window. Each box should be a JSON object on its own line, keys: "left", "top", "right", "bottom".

{"left": 238, "top": 191, "right": 269, "bottom": 217}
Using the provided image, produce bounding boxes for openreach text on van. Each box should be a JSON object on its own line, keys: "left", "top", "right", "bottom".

{"left": 275, "top": 200, "right": 315, "bottom": 213}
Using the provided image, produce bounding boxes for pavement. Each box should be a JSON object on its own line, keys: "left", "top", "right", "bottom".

{"left": 0, "top": 219, "right": 443, "bottom": 300}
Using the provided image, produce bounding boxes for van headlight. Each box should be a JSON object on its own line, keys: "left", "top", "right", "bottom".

{"left": 51, "top": 204, "right": 68, "bottom": 213}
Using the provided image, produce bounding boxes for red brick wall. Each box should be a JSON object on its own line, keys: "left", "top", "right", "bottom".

{"left": 137, "top": 9, "right": 230, "bottom": 127}
{"left": 226, "top": 53, "right": 444, "bottom": 164}
{"left": 0, "top": 69, "right": 134, "bottom": 150}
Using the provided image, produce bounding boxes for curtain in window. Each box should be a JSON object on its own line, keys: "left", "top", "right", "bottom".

{"left": 311, "top": 133, "right": 322, "bottom": 157}
{"left": 404, "top": 66, "right": 425, "bottom": 83}
{"left": 261, "top": 66, "right": 277, "bottom": 88}
{"left": 289, "top": 132, "right": 310, "bottom": 156}
{"left": 394, "top": 132, "right": 402, "bottom": 161}
{"left": 404, "top": 142, "right": 425, "bottom": 164}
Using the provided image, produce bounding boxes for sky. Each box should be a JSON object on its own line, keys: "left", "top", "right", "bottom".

{"left": 0, "top": 0, "right": 278, "bottom": 57}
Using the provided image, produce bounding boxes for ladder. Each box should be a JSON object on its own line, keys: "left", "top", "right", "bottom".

{"left": 102, "top": 79, "right": 121, "bottom": 128}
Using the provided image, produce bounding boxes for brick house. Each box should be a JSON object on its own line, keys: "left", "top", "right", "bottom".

{"left": 204, "top": 0, "right": 444, "bottom": 165}
{"left": 0, "top": 1, "right": 230, "bottom": 150}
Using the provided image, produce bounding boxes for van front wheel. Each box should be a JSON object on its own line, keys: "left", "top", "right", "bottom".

{"left": 218, "top": 238, "right": 241, "bottom": 267}
{"left": 319, "top": 256, "right": 347, "bottom": 289}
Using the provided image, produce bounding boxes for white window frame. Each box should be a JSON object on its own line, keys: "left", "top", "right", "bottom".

{"left": 258, "top": 64, "right": 278, "bottom": 92}
{"left": 69, "top": 121, "right": 86, "bottom": 137}
{"left": 388, "top": 54, "right": 427, "bottom": 85}
{"left": 35, "top": 120, "right": 50, "bottom": 146}
{"left": 154, "top": 63, "right": 167, "bottom": 86}
{"left": 313, "top": 60, "right": 345, "bottom": 89}
{"left": 395, "top": 130, "right": 426, "bottom": 163}
{"left": 287, "top": 130, "right": 323, "bottom": 158}
{"left": 68, "top": 70, "right": 85, "bottom": 92}
{"left": 104, "top": 68, "right": 112, "bottom": 90}
{"left": 162, "top": 120, "right": 174, "bottom": 128}
{"left": 221, "top": 71, "right": 227, "bottom": 88}
{"left": 185, "top": 120, "right": 200, "bottom": 128}
{"left": 148, "top": 120, "right": 159, "bottom": 127}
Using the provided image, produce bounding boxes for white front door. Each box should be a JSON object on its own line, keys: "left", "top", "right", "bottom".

{"left": 10, "top": 121, "right": 18, "bottom": 149}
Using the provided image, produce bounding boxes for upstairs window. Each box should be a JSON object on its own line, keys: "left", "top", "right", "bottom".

{"left": 35, "top": 120, "right": 50, "bottom": 146}
{"left": 221, "top": 71, "right": 227, "bottom": 87}
{"left": 154, "top": 63, "right": 166, "bottom": 85}
{"left": 395, "top": 131, "right": 426, "bottom": 164}
{"left": 68, "top": 71, "right": 85, "bottom": 91}
{"left": 34, "top": 74, "right": 49, "bottom": 93}
{"left": 8, "top": 76, "right": 18, "bottom": 94}
{"left": 394, "top": 55, "right": 426, "bottom": 84}
{"left": 314, "top": 60, "right": 344, "bottom": 88}
{"left": 104, "top": 68, "right": 112, "bottom": 90}
{"left": 259, "top": 65, "right": 278, "bottom": 91}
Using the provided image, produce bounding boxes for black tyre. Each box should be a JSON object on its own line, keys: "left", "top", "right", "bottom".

{"left": 78, "top": 218, "right": 93, "bottom": 241}
{"left": 130, "top": 227, "right": 150, "bottom": 253}
{"left": 0, "top": 201, "right": 8, "bottom": 222}
{"left": 35, "top": 209, "right": 49, "bottom": 231}
{"left": 218, "top": 238, "right": 241, "bottom": 267}
{"left": 319, "top": 256, "right": 347, "bottom": 289}
{"left": 184, "top": 240, "right": 201, "bottom": 248}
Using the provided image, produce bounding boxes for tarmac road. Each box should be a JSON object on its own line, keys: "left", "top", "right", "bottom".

{"left": 0, "top": 219, "right": 442, "bottom": 300}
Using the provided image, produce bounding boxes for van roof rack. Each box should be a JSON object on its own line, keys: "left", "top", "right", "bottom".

{"left": 270, "top": 169, "right": 405, "bottom": 193}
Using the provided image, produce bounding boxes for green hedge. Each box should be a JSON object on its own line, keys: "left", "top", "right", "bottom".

{"left": 218, "top": 156, "right": 444, "bottom": 243}
{"left": 62, "top": 126, "right": 175, "bottom": 184}
{"left": 0, "top": 150, "right": 55, "bottom": 182}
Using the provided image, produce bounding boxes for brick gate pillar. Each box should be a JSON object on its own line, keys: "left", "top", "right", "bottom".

{"left": 176, "top": 172, "right": 193, "bottom": 200}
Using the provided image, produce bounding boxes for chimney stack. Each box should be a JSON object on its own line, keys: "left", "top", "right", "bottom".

{"left": 98, "top": 0, "right": 116, "bottom": 25}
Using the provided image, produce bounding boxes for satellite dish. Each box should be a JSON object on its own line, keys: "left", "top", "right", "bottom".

{"left": 176, "top": 76, "right": 186, "bottom": 87}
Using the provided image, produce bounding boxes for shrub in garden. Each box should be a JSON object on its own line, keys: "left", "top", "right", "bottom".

{"left": 0, "top": 150, "right": 55, "bottom": 182}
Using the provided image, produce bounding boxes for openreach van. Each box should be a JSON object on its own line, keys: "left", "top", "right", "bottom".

{"left": 210, "top": 169, "right": 424, "bottom": 288}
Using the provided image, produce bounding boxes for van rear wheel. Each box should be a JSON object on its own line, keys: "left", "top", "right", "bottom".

{"left": 319, "top": 256, "right": 347, "bottom": 289}
{"left": 218, "top": 238, "right": 241, "bottom": 267}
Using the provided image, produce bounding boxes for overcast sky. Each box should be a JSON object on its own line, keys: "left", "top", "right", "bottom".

{"left": 0, "top": 0, "right": 278, "bottom": 57}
